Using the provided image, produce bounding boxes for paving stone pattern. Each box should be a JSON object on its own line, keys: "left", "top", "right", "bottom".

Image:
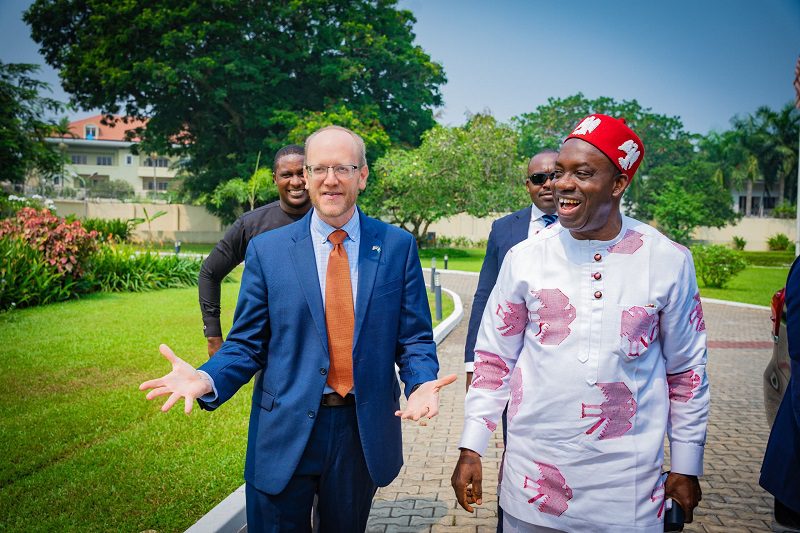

{"left": 366, "top": 270, "right": 777, "bottom": 533}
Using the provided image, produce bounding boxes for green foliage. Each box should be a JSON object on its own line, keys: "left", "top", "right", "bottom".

{"left": 741, "top": 250, "right": 795, "bottom": 267}
{"left": 698, "top": 265, "right": 789, "bottom": 307}
{"left": 433, "top": 236, "right": 486, "bottom": 249}
{"left": 512, "top": 93, "right": 695, "bottom": 173}
{"left": 0, "top": 62, "right": 66, "bottom": 183}
{"left": 0, "top": 236, "right": 75, "bottom": 310}
{"left": 647, "top": 160, "right": 740, "bottom": 244}
{"left": 691, "top": 244, "right": 747, "bottom": 288}
{"left": 767, "top": 233, "right": 792, "bottom": 251}
{"left": 0, "top": 194, "right": 55, "bottom": 218}
{"left": 772, "top": 201, "right": 796, "bottom": 219}
{"left": 25, "top": 0, "right": 446, "bottom": 203}
{"left": 207, "top": 152, "right": 277, "bottom": 224}
{"left": 364, "top": 114, "right": 526, "bottom": 243}
{"left": 731, "top": 103, "right": 799, "bottom": 204}
{"left": 129, "top": 207, "right": 167, "bottom": 245}
{"left": 284, "top": 105, "right": 392, "bottom": 163}
{"left": 86, "top": 246, "right": 202, "bottom": 292}
{"left": 80, "top": 218, "right": 134, "bottom": 242}
{"left": 731, "top": 235, "right": 746, "bottom": 251}
{"left": 0, "top": 208, "right": 100, "bottom": 310}
{"left": 87, "top": 179, "right": 135, "bottom": 200}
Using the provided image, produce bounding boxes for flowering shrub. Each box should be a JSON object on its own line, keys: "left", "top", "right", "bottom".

{"left": 0, "top": 194, "right": 56, "bottom": 218}
{"left": 0, "top": 208, "right": 200, "bottom": 311}
{"left": 0, "top": 207, "right": 98, "bottom": 277}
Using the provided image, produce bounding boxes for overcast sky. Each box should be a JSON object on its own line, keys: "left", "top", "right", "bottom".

{"left": 2, "top": 0, "right": 799, "bottom": 135}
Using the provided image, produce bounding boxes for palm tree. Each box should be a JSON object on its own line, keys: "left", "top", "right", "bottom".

{"left": 51, "top": 117, "right": 77, "bottom": 190}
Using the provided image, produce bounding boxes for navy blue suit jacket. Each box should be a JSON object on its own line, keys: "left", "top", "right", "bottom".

{"left": 760, "top": 256, "right": 800, "bottom": 512}
{"left": 464, "top": 205, "right": 532, "bottom": 365}
{"left": 198, "top": 208, "right": 439, "bottom": 495}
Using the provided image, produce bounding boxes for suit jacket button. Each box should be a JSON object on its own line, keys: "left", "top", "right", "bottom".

{"left": 308, "top": 411, "right": 315, "bottom": 418}
{"left": 320, "top": 368, "right": 327, "bottom": 375}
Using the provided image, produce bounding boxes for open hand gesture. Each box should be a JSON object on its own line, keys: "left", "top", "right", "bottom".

{"left": 395, "top": 374, "right": 457, "bottom": 421}
{"left": 139, "top": 344, "right": 212, "bottom": 414}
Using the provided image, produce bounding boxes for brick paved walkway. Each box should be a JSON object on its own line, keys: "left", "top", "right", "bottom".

{"left": 367, "top": 270, "right": 777, "bottom": 533}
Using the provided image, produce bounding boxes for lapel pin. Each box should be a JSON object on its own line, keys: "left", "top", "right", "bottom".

{"left": 372, "top": 245, "right": 381, "bottom": 253}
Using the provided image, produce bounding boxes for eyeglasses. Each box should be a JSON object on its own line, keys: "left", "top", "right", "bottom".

{"left": 527, "top": 172, "right": 555, "bottom": 185}
{"left": 306, "top": 164, "right": 360, "bottom": 179}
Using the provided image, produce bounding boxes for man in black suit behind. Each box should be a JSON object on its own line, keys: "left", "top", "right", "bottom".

{"left": 462, "top": 149, "right": 558, "bottom": 532}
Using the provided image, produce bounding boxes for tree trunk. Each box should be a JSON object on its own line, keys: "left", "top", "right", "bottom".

{"left": 745, "top": 180, "right": 753, "bottom": 216}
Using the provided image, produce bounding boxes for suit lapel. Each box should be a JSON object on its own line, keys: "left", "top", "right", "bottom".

{"left": 353, "top": 210, "right": 382, "bottom": 351}
{"left": 509, "top": 205, "right": 532, "bottom": 249}
{"left": 289, "top": 214, "right": 328, "bottom": 352}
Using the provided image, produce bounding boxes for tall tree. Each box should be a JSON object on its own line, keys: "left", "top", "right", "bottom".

{"left": 25, "top": 0, "right": 446, "bottom": 205}
{"left": 511, "top": 93, "right": 696, "bottom": 216}
{"left": 0, "top": 62, "right": 65, "bottom": 185}
{"left": 363, "top": 114, "right": 526, "bottom": 243}
{"left": 648, "top": 160, "right": 741, "bottom": 244}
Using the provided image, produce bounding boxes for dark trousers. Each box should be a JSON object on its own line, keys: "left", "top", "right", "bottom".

{"left": 245, "top": 404, "right": 378, "bottom": 533}
{"left": 498, "top": 406, "right": 507, "bottom": 533}
{"left": 776, "top": 498, "right": 800, "bottom": 529}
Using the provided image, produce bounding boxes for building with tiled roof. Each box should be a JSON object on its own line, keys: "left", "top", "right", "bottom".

{"left": 42, "top": 114, "right": 182, "bottom": 197}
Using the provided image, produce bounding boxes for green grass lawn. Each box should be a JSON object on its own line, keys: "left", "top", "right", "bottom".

{"left": 422, "top": 247, "right": 789, "bottom": 307}
{"left": 699, "top": 266, "right": 788, "bottom": 307}
{"left": 0, "top": 269, "right": 453, "bottom": 532}
{"left": 419, "top": 247, "right": 485, "bottom": 273}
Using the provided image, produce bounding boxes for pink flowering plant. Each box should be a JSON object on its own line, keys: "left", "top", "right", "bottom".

{"left": 0, "top": 207, "right": 99, "bottom": 277}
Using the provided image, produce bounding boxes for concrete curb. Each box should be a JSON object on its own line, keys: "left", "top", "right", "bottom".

{"left": 703, "top": 297, "right": 770, "bottom": 311}
{"left": 184, "top": 285, "right": 465, "bottom": 533}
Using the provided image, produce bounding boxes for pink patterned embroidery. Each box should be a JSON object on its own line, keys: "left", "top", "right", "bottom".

{"left": 651, "top": 476, "right": 666, "bottom": 518}
{"left": 671, "top": 241, "right": 690, "bottom": 254}
{"left": 496, "top": 300, "right": 528, "bottom": 336}
{"left": 581, "top": 382, "right": 637, "bottom": 439}
{"left": 508, "top": 367, "right": 523, "bottom": 422}
{"left": 523, "top": 462, "right": 572, "bottom": 516}
{"left": 667, "top": 369, "right": 700, "bottom": 402}
{"left": 620, "top": 306, "right": 658, "bottom": 357}
{"left": 472, "top": 351, "right": 509, "bottom": 390}
{"left": 483, "top": 417, "right": 498, "bottom": 432}
{"left": 608, "top": 229, "right": 644, "bottom": 254}
{"left": 689, "top": 292, "right": 705, "bottom": 332}
{"left": 531, "top": 289, "right": 576, "bottom": 345}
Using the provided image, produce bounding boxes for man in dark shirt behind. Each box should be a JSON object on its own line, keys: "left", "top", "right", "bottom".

{"left": 199, "top": 144, "right": 311, "bottom": 356}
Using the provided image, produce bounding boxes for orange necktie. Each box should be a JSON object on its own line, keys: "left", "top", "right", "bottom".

{"left": 325, "top": 229, "right": 354, "bottom": 396}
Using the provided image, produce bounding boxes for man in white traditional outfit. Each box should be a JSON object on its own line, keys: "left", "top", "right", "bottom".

{"left": 451, "top": 114, "right": 708, "bottom": 532}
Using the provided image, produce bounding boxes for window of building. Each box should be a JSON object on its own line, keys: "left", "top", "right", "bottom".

{"left": 144, "top": 157, "right": 170, "bottom": 168}
{"left": 85, "top": 125, "right": 98, "bottom": 139}
{"left": 71, "top": 154, "right": 88, "bottom": 165}
{"left": 158, "top": 182, "right": 168, "bottom": 191}
{"left": 96, "top": 155, "right": 113, "bottom": 166}
{"left": 125, "top": 154, "right": 133, "bottom": 165}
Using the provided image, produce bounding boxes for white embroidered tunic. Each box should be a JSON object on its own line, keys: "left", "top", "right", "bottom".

{"left": 460, "top": 216, "right": 709, "bottom": 532}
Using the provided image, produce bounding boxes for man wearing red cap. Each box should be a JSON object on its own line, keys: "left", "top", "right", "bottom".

{"left": 452, "top": 115, "right": 709, "bottom": 532}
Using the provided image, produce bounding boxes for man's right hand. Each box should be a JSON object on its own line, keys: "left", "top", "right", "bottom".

{"left": 139, "top": 344, "right": 213, "bottom": 414}
{"left": 207, "top": 336, "right": 223, "bottom": 357}
{"left": 465, "top": 372, "right": 473, "bottom": 393}
{"left": 451, "top": 448, "right": 483, "bottom": 513}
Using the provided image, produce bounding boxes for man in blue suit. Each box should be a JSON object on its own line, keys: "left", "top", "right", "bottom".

{"left": 462, "top": 149, "right": 557, "bottom": 531}
{"left": 464, "top": 150, "right": 558, "bottom": 388}
{"left": 141, "top": 126, "right": 456, "bottom": 532}
{"left": 760, "top": 256, "right": 800, "bottom": 530}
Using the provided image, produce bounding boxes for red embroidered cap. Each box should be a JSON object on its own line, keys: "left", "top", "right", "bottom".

{"left": 564, "top": 114, "right": 645, "bottom": 179}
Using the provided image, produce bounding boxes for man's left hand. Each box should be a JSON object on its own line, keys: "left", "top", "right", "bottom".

{"left": 665, "top": 472, "right": 702, "bottom": 523}
{"left": 395, "top": 374, "right": 457, "bottom": 421}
